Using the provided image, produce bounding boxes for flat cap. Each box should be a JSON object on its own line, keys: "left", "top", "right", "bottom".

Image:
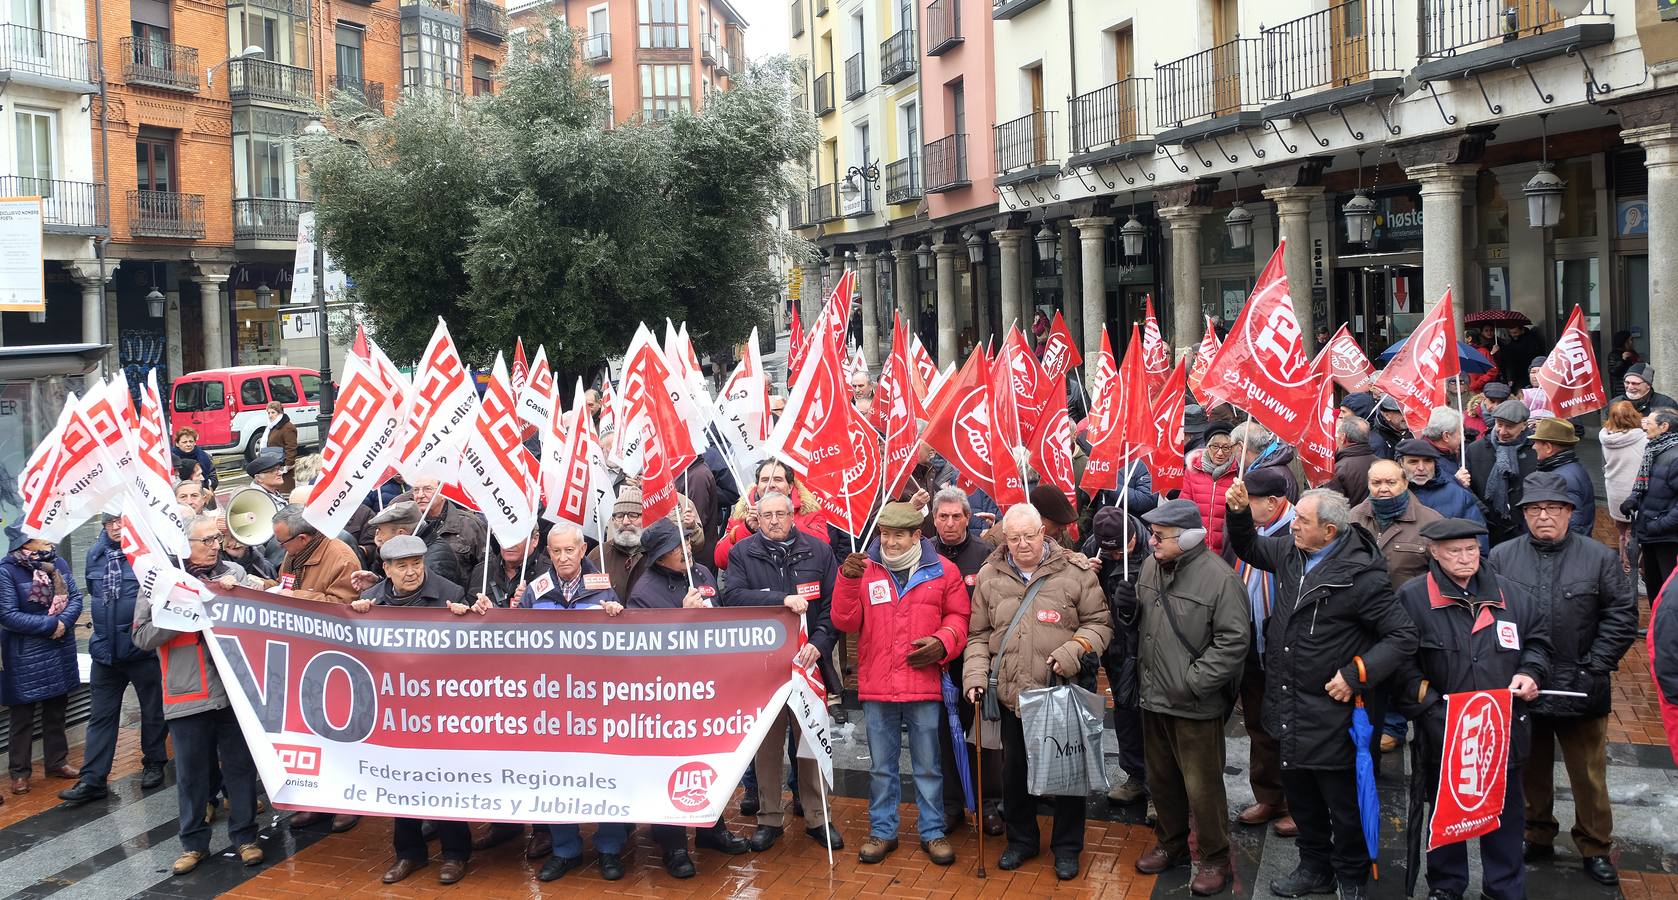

{"left": 1419, "top": 518, "right": 1488, "bottom": 541}
{"left": 1143, "top": 498, "right": 1203, "bottom": 531}
{"left": 876, "top": 501, "right": 925, "bottom": 531}
{"left": 1341, "top": 392, "right": 1376, "bottom": 419}
{"left": 639, "top": 518, "right": 683, "bottom": 561}
{"left": 246, "top": 447, "right": 285, "bottom": 476}
{"left": 1092, "top": 507, "right": 1129, "bottom": 549}
{"left": 367, "top": 500, "right": 422, "bottom": 527}
{"left": 613, "top": 488, "right": 643, "bottom": 518}
{"left": 1377, "top": 394, "right": 1402, "bottom": 412}
{"left": 1481, "top": 382, "right": 1512, "bottom": 400}
{"left": 1518, "top": 471, "right": 1574, "bottom": 507}
{"left": 1529, "top": 356, "right": 1550, "bottom": 371}
{"left": 1030, "top": 484, "right": 1077, "bottom": 526}
{"left": 379, "top": 534, "right": 428, "bottom": 561}
{"left": 1242, "top": 467, "right": 1289, "bottom": 498}
{"left": 1490, "top": 399, "right": 1531, "bottom": 423}
{"left": 1394, "top": 437, "right": 1441, "bottom": 460}
{"left": 1531, "top": 417, "right": 1579, "bottom": 445}
{"left": 1183, "top": 404, "right": 1208, "bottom": 436}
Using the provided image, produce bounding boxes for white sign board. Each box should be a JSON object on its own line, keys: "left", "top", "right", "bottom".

{"left": 0, "top": 197, "right": 44, "bottom": 312}
{"left": 280, "top": 311, "right": 320, "bottom": 339}
{"left": 291, "top": 210, "right": 349, "bottom": 305}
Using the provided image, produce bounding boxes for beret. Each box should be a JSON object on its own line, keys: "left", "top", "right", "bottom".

{"left": 1242, "top": 467, "right": 1288, "bottom": 498}
{"left": 1394, "top": 438, "right": 1440, "bottom": 460}
{"left": 1029, "top": 484, "right": 1078, "bottom": 526}
{"left": 246, "top": 447, "right": 285, "bottom": 476}
{"left": 1419, "top": 518, "right": 1488, "bottom": 541}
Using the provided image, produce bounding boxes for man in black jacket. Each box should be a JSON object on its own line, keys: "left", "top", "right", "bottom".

{"left": 1225, "top": 484, "right": 1417, "bottom": 900}
{"left": 1489, "top": 473, "right": 1636, "bottom": 887}
{"left": 1393, "top": 518, "right": 1550, "bottom": 900}
{"left": 928, "top": 487, "right": 1001, "bottom": 835}
{"left": 720, "top": 490, "right": 842, "bottom": 853}
{"left": 1465, "top": 400, "right": 1539, "bottom": 546}
{"left": 1084, "top": 507, "right": 1151, "bottom": 809}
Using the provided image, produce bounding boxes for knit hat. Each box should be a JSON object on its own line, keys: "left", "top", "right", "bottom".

{"left": 1625, "top": 363, "right": 1654, "bottom": 386}
{"left": 613, "top": 488, "right": 643, "bottom": 518}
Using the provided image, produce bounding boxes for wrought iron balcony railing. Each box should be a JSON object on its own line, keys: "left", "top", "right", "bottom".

{"left": 234, "top": 197, "right": 311, "bottom": 242}
{"left": 1155, "top": 36, "right": 1264, "bottom": 127}
{"left": 881, "top": 28, "right": 915, "bottom": 84}
{"left": 121, "top": 36, "right": 197, "bottom": 92}
{"left": 583, "top": 32, "right": 610, "bottom": 62}
{"left": 844, "top": 52, "right": 864, "bottom": 100}
{"left": 0, "top": 25, "right": 98, "bottom": 85}
{"left": 128, "top": 190, "right": 205, "bottom": 239}
{"left": 995, "top": 110, "right": 1057, "bottom": 173}
{"left": 807, "top": 183, "right": 838, "bottom": 223}
{"left": 813, "top": 71, "right": 834, "bottom": 115}
{"left": 923, "top": 134, "right": 969, "bottom": 193}
{"left": 1262, "top": 0, "right": 1401, "bottom": 99}
{"left": 885, "top": 156, "right": 921, "bottom": 204}
{"left": 1420, "top": 0, "right": 1609, "bottom": 57}
{"left": 229, "top": 57, "right": 313, "bottom": 106}
{"left": 1070, "top": 77, "right": 1153, "bottom": 154}
{"left": 466, "top": 0, "right": 508, "bottom": 40}
{"left": 926, "top": 0, "right": 961, "bottom": 55}
{"left": 0, "top": 177, "right": 107, "bottom": 232}
{"left": 333, "top": 74, "right": 385, "bottom": 112}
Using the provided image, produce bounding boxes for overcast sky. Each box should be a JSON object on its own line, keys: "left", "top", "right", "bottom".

{"left": 740, "top": 0, "right": 791, "bottom": 63}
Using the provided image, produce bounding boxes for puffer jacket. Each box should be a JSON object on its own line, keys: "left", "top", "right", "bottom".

{"left": 1248, "top": 441, "right": 1302, "bottom": 502}
{"left": 1630, "top": 441, "right": 1678, "bottom": 546}
{"left": 1135, "top": 541, "right": 1250, "bottom": 720}
{"left": 1490, "top": 532, "right": 1636, "bottom": 719}
{"left": 84, "top": 531, "right": 148, "bottom": 666}
{"left": 0, "top": 553, "right": 83, "bottom": 706}
{"left": 1226, "top": 507, "right": 1418, "bottom": 770}
{"left": 961, "top": 542, "right": 1112, "bottom": 714}
{"left": 832, "top": 539, "right": 971, "bottom": 703}
{"left": 132, "top": 577, "right": 228, "bottom": 719}
{"left": 1180, "top": 449, "right": 1238, "bottom": 556}
{"left": 1651, "top": 579, "right": 1678, "bottom": 766}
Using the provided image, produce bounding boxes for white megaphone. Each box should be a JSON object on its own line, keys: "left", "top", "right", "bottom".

{"left": 226, "top": 488, "right": 282, "bottom": 546}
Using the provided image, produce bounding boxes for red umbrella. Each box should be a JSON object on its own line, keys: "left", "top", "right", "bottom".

{"left": 1464, "top": 309, "right": 1532, "bottom": 327}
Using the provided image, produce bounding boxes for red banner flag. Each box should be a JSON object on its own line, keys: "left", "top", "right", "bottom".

{"left": 923, "top": 350, "right": 996, "bottom": 500}
{"left": 764, "top": 318, "right": 880, "bottom": 536}
{"left": 1148, "top": 360, "right": 1189, "bottom": 496}
{"left": 1375, "top": 290, "right": 1461, "bottom": 433}
{"left": 1199, "top": 240, "right": 1318, "bottom": 443}
{"left": 1297, "top": 363, "right": 1340, "bottom": 488}
{"left": 787, "top": 308, "right": 806, "bottom": 386}
{"left": 1429, "top": 689, "right": 1513, "bottom": 851}
{"left": 1083, "top": 326, "right": 1155, "bottom": 492}
{"left": 1318, "top": 324, "right": 1377, "bottom": 392}
{"left": 988, "top": 334, "right": 1030, "bottom": 507}
{"left": 1537, "top": 305, "right": 1609, "bottom": 418}
{"left": 879, "top": 314, "right": 920, "bottom": 498}
{"left": 1028, "top": 402, "right": 1076, "bottom": 506}
{"left": 511, "top": 337, "right": 529, "bottom": 397}
{"left": 1003, "top": 326, "right": 1054, "bottom": 445}
{"left": 1040, "top": 310, "right": 1083, "bottom": 384}
{"left": 1142, "top": 295, "right": 1170, "bottom": 398}
{"left": 1187, "top": 316, "right": 1221, "bottom": 401}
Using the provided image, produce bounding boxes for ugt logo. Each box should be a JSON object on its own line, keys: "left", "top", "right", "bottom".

{"left": 1253, "top": 304, "right": 1308, "bottom": 384}
{"left": 668, "top": 762, "right": 717, "bottom": 813}
{"left": 1446, "top": 692, "right": 1507, "bottom": 812}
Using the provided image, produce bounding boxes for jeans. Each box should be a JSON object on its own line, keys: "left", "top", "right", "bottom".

{"left": 549, "top": 823, "right": 631, "bottom": 858}
{"left": 80, "top": 658, "right": 168, "bottom": 785}
{"left": 170, "top": 706, "right": 258, "bottom": 853}
{"left": 863, "top": 700, "right": 945, "bottom": 840}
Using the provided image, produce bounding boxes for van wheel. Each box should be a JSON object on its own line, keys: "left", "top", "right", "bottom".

{"left": 244, "top": 429, "right": 267, "bottom": 462}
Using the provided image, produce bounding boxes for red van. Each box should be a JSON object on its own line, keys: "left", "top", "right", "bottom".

{"left": 170, "top": 365, "right": 321, "bottom": 457}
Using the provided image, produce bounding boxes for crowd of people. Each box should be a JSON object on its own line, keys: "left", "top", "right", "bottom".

{"left": 3, "top": 332, "right": 1678, "bottom": 900}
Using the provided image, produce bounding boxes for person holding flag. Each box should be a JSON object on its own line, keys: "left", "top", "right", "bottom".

{"left": 1392, "top": 518, "right": 1551, "bottom": 900}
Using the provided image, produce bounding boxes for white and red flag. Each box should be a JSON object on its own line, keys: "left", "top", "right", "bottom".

{"left": 125, "top": 373, "right": 191, "bottom": 555}
{"left": 879, "top": 314, "right": 921, "bottom": 498}
{"left": 1083, "top": 326, "right": 1155, "bottom": 492}
{"left": 1186, "top": 316, "right": 1221, "bottom": 400}
{"left": 923, "top": 350, "right": 996, "bottom": 500}
{"left": 17, "top": 403, "right": 72, "bottom": 541}
{"left": 1297, "top": 358, "right": 1341, "bottom": 488}
{"left": 623, "top": 328, "right": 698, "bottom": 526}
{"left": 511, "top": 338, "right": 529, "bottom": 397}
{"left": 542, "top": 379, "right": 594, "bottom": 529}
{"left": 1429, "top": 689, "right": 1512, "bottom": 850}
{"left": 786, "top": 308, "right": 807, "bottom": 386}
{"left": 1537, "top": 305, "right": 1608, "bottom": 418}
{"left": 516, "top": 344, "right": 555, "bottom": 432}
{"left": 664, "top": 320, "right": 714, "bottom": 452}
{"left": 1199, "top": 241, "right": 1318, "bottom": 443}
{"left": 814, "top": 270, "right": 855, "bottom": 360}
{"left": 1141, "top": 295, "right": 1171, "bottom": 398}
{"left": 909, "top": 334, "right": 939, "bottom": 402}
{"left": 458, "top": 354, "right": 538, "bottom": 548}
{"left": 396, "top": 318, "right": 479, "bottom": 481}
{"left": 1375, "top": 290, "right": 1460, "bottom": 433}
{"left": 304, "top": 344, "right": 405, "bottom": 538}
{"left": 1317, "top": 324, "right": 1377, "bottom": 393}
{"left": 714, "top": 327, "right": 774, "bottom": 474}
{"left": 765, "top": 319, "right": 880, "bottom": 537}
{"left": 23, "top": 383, "right": 128, "bottom": 541}
{"left": 1148, "top": 360, "right": 1189, "bottom": 496}
{"left": 1040, "top": 310, "right": 1083, "bottom": 385}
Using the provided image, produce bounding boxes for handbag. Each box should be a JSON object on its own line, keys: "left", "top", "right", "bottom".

{"left": 982, "top": 578, "right": 1051, "bottom": 722}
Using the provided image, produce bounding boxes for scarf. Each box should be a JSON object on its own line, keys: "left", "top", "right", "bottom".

{"left": 1635, "top": 431, "right": 1678, "bottom": 494}
{"left": 1371, "top": 492, "right": 1411, "bottom": 528}
{"left": 882, "top": 541, "right": 922, "bottom": 576}
{"left": 1485, "top": 437, "right": 1524, "bottom": 515}
{"left": 10, "top": 550, "right": 65, "bottom": 616}
{"left": 1537, "top": 448, "right": 1580, "bottom": 473}
{"left": 1200, "top": 450, "right": 1236, "bottom": 479}
{"left": 104, "top": 546, "right": 124, "bottom": 605}
{"left": 280, "top": 533, "right": 325, "bottom": 577}
{"left": 184, "top": 556, "right": 222, "bottom": 581}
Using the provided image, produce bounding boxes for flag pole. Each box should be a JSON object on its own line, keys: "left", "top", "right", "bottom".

{"left": 1121, "top": 449, "right": 1132, "bottom": 581}
{"left": 680, "top": 469, "right": 695, "bottom": 589}
{"left": 1237, "top": 409, "right": 1255, "bottom": 477}
{"left": 479, "top": 521, "right": 495, "bottom": 596}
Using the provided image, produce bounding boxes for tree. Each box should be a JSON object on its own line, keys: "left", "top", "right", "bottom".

{"left": 304, "top": 21, "right": 816, "bottom": 373}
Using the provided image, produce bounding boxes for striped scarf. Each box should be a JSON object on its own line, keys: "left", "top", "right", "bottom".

{"left": 1635, "top": 431, "right": 1678, "bottom": 495}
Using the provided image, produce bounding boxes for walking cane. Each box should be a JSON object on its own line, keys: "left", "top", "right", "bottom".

{"left": 974, "top": 716, "right": 987, "bottom": 879}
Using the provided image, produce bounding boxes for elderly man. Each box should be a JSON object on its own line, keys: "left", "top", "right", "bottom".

{"left": 468, "top": 527, "right": 542, "bottom": 609}
{"left": 1234, "top": 421, "right": 1300, "bottom": 501}
{"left": 928, "top": 487, "right": 1002, "bottom": 834}
{"left": 1371, "top": 394, "right": 1413, "bottom": 460}
{"left": 963, "top": 503, "right": 1110, "bottom": 881}
{"left": 270, "top": 505, "right": 359, "bottom": 604}
{"left": 245, "top": 446, "right": 290, "bottom": 506}
{"left": 833, "top": 502, "right": 969, "bottom": 866}
{"left": 1466, "top": 399, "right": 1540, "bottom": 545}
{"left": 1329, "top": 414, "right": 1377, "bottom": 507}
{"left": 1398, "top": 438, "right": 1488, "bottom": 550}
{"left": 1393, "top": 518, "right": 1550, "bottom": 900}
{"left": 174, "top": 480, "right": 209, "bottom": 515}
{"left": 721, "top": 490, "right": 842, "bottom": 852}
{"left": 1224, "top": 469, "right": 1297, "bottom": 837}
{"left": 1085, "top": 508, "right": 1151, "bottom": 809}
{"left": 1489, "top": 473, "right": 1636, "bottom": 887}
{"left": 352, "top": 501, "right": 461, "bottom": 592}
{"left": 1612, "top": 362, "right": 1676, "bottom": 415}
{"left": 350, "top": 537, "right": 482, "bottom": 884}
{"left": 1226, "top": 483, "right": 1416, "bottom": 900}
{"left": 601, "top": 488, "right": 651, "bottom": 599}
{"left": 1421, "top": 407, "right": 1467, "bottom": 479}
{"left": 1529, "top": 418, "right": 1596, "bottom": 535}
{"left": 1131, "top": 499, "right": 1249, "bottom": 896}
{"left": 405, "top": 475, "right": 487, "bottom": 577}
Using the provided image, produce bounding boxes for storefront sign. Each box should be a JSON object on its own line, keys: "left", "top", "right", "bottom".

{"left": 1339, "top": 190, "right": 1425, "bottom": 254}
{"left": 0, "top": 197, "right": 45, "bottom": 312}
{"left": 281, "top": 311, "right": 321, "bottom": 340}
{"left": 292, "top": 211, "right": 349, "bottom": 305}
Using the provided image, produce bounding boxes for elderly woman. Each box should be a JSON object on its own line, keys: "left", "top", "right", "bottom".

{"left": 1601, "top": 400, "right": 1649, "bottom": 572}
{"left": 171, "top": 427, "right": 217, "bottom": 492}
{"left": 0, "top": 526, "right": 83, "bottom": 796}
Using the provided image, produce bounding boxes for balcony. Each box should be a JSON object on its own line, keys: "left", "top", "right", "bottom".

{"left": 0, "top": 25, "right": 99, "bottom": 91}
{"left": 1415, "top": 0, "right": 1612, "bottom": 80}
{"left": 583, "top": 32, "right": 611, "bottom": 62}
{"left": 121, "top": 37, "right": 198, "bottom": 92}
{"left": 885, "top": 156, "right": 920, "bottom": 204}
{"left": 923, "top": 134, "right": 969, "bottom": 193}
{"left": 807, "top": 183, "right": 838, "bottom": 224}
{"left": 787, "top": 194, "right": 805, "bottom": 229}
{"left": 843, "top": 52, "right": 864, "bottom": 100}
{"left": 791, "top": 0, "right": 805, "bottom": 36}
{"left": 1261, "top": 0, "right": 1408, "bottom": 121}
{"left": 701, "top": 33, "right": 731, "bottom": 73}
{"left": 813, "top": 71, "right": 834, "bottom": 116}
{"left": 991, "top": 0, "right": 1047, "bottom": 19}
{"left": 926, "top": 0, "right": 961, "bottom": 55}
{"left": 0, "top": 177, "right": 107, "bottom": 235}
{"left": 234, "top": 197, "right": 311, "bottom": 245}
{"left": 128, "top": 190, "right": 205, "bottom": 240}
{"left": 1155, "top": 37, "right": 1265, "bottom": 141}
{"left": 334, "top": 74, "right": 386, "bottom": 112}
{"left": 466, "top": 0, "right": 508, "bottom": 40}
{"left": 229, "top": 57, "right": 313, "bottom": 107}
{"left": 993, "top": 110, "right": 1057, "bottom": 186}
{"left": 880, "top": 28, "right": 915, "bottom": 84}
{"left": 1069, "top": 77, "right": 1154, "bottom": 164}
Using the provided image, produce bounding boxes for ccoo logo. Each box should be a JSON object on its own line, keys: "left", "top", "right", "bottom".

{"left": 668, "top": 761, "right": 717, "bottom": 813}
{"left": 275, "top": 743, "right": 323, "bottom": 776}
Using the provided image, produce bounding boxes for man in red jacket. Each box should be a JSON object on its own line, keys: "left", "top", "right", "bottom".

{"left": 834, "top": 502, "right": 971, "bottom": 867}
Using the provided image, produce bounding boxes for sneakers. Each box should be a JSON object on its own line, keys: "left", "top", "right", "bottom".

{"left": 858, "top": 836, "right": 898, "bottom": 864}
{"left": 238, "top": 843, "right": 264, "bottom": 867}
{"left": 921, "top": 837, "right": 956, "bottom": 866}
{"left": 1107, "top": 776, "right": 1147, "bottom": 805}
{"left": 171, "top": 850, "right": 207, "bottom": 876}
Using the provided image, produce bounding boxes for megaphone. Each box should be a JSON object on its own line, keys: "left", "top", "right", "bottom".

{"left": 227, "top": 488, "right": 282, "bottom": 546}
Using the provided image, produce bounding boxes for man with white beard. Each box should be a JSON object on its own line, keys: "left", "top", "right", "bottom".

{"left": 600, "top": 488, "right": 651, "bottom": 599}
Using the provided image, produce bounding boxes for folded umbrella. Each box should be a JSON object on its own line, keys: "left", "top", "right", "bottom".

{"left": 940, "top": 671, "right": 976, "bottom": 812}
{"left": 1405, "top": 720, "right": 1433, "bottom": 897}
{"left": 1350, "top": 695, "right": 1381, "bottom": 881}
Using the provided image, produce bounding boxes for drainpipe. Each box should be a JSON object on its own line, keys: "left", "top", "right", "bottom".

{"left": 93, "top": 0, "right": 112, "bottom": 377}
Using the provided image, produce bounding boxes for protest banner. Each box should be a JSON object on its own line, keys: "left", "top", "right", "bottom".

{"left": 1428, "top": 689, "right": 1512, "bottom": 850}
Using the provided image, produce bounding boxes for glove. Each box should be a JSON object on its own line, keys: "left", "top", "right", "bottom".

{"left": 1110, "top": 579, "right": 1138, "bottom": 617}
{"left": 906, "top": 636, "right": 944, "bottom": 668}
{"left": 1620, "top": 496, "right": 1638, "bottom": 518}
{"left": 840, "top": 552, "right": 869, "bottom": 579}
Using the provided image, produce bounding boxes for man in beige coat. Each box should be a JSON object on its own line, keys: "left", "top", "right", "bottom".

{"left": 963, "top": 503, "right": 1111, "bottom": 882}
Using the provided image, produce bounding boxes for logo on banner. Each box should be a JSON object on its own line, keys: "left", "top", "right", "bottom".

{"left": 1448, "top": 694, "right": 1505, "bottom": 812}
{"left": 276, "top": 743, "right": 323, "bottom": 776}
{"left": 950, "top": 386, "right": 993, "bottom": 483}
{"left": 1430, "top": 689, "right": 1511, "bottom": 850}
{"left": 1251, "top": 304, "right": 1310, "bottom": 386}
{"left": 668, "top": 762, "right": 717, "bottom": 813}
{"left": 1546, "top": 328, "right": 1594, "bottom": 389}
{"left": 1496, "top": 621, "right": 1519, "bottom": 650}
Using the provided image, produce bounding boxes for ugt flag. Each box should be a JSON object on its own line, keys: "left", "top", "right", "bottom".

{"left": 1199, "top": 240, "right": 1317, "bottom": 444}
{"left": 1429, "top": 689, "right": 1512, "bottom": 851}
{"left": 1536, "top": 305, "right": 1608, "bottom": 417}
{"left": 1374, "top": 290, "right": 1460, "bottom": 433}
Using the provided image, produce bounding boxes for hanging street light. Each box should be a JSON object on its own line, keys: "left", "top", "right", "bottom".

{"left": 1343, "top": 149, "right": 1377, "bottom": 245}
{"left": 1034, "top": 224, "right": 1058, "bottom": 262}
{"left": 146, "top": 288, "right": 166, "bottom": 319}
{"left": 1523, "top": 113, "right": 1566, "bottom": 229}
{"left": 965, "top": 229, "right": 985, "bottom": 264}
{"left": 915, "top": 239, "right": 933, "bottom": 271}
{"left": 1225, "top": 173, "right": 1253, "bottom": 250}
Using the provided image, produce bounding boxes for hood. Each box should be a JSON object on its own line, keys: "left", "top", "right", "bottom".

{"left": 1254, "top": 441, "right": 1297, "bottom": 470}
{"left": 1599, "top": 428, "right": 1647, "bottom": 450}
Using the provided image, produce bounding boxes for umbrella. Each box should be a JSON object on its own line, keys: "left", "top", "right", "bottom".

{"left": 939, "top": 671, "right": 976, "bottom": 812}
{"left": 1464, "top": 309, "right": 1532, "bottom": 327}
{"left": 1349, "top": 695, "right": 1381, "bottom": 882}
{"left": 1377, "top": 337, "right": 1494, "bottom": 373}
{"left": 1405, "top": 725, "right": 1433, "bottom": 896}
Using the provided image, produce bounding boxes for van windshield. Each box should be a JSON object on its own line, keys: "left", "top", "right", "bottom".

{"left": 174, "top": 381, "right": 225, "bottom": 412}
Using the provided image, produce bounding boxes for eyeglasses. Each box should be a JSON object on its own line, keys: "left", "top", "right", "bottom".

{"left": 611, "top": 512, "right": 639, "bottom": 522}
{"left": 1206, "top": 442, "right": 1236, "bottom": 453}
{"left": 1524, "top": 504, "right": 1570, "bottom": 518}
{"left": 1004, "top": 531, "right": 1043, "bottom": 546}
{"left": 759, "top": 510, "right": 792, "bottom": 520}
{"left": 191, "top": 535, "right": 223, "bottom": 546}
{"left": 1147, "top": 531, "right": 1179, "bottom": 545}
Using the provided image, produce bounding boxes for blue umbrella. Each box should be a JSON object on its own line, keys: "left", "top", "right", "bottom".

{"left": 1377, "top": 336, "right": 1494, "bottom": 373}
{"left": 939, "top": 672, "right": 976, "bottom": 812}
{"left": 1350, "top": 691, "right": 1381, "bottom": 882}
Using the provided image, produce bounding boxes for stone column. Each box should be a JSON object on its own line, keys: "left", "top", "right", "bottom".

{"left": 856, "top": 251, "right": 880, "bottom": 372}
{"left": 1158, "top": 206, "right": 1210, "bottom": 350}
{"left": 1059, "top": 225, "right": 1081, "bottom": 341}
{"left": 894, "top": 241, "right": 917, "bottom": 335}
{"left": 104, "top": 281, "right": 120, "bottom": 372}
{"left": 822, "top": 257, "right": 841, "bottom": 297}
{"left": 1491, "top": 163, "right": 1550, "bottom": 327}
{"left": 973, "top": 254, "right": 992, "bottom": 349}
{"left": 195, "top": 263, "right": 234, "bottom": 370}
{"left": 934, "top": 240, "right": 961, "bottom": 367}
{"left": 1406, "top": 163, "right": 1478, "bottom": 332}
{"left": 995, "top": 229, "right": 1027, "bottom": 336}
{"left": 1624, "top": 122, "right": 1678, "bottom": 387}
{"left": 1070, "top": 217, "right": 1113, "bottom": 379}
{"left": 800, "top": 260, "right": 822, "bottom": 323}
{"left": 67, "top": 259, "right": 117, "bottom": 375}
{"left": 164, "top": 289, "right": 185, "bottom": 379}
{"left": 1261, "top": 187, "right": 1322, "bottom": 357}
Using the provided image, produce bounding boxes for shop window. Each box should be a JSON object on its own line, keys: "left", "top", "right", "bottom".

{"left": 1554, "top": 257, "right": 1600, "bottom": 331}
{"left": 1553, "top": 157, "right": 1597, "bottom": 239}
{"left": 268, "top": 376, "right": 299, "bottom": 403}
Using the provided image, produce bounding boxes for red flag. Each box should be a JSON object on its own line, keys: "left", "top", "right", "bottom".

{"left": 787, "top": 308, "right": 806, "bottom": 385}
{"left": 923, "top": 350, "right": 996, "bottom": 500}
{"left": 1077, "top": 330, "right": 1119, "bottom": 492}
{"left": 1429, "top": 688, "right": 1513, "bottom": 851}
{"left": 815, "top": 270, "right": 855, "bottom": 359}
{"left": 1297, "top": 365, "right": 1340, "bottom": 488}
{"left": 988, "top": 335, "right": 1029, "bottom": 507}
{"left": 1317, "top": 324, "right": 1377, "bottom": 393}
{"left": 1003, "top": 326, "right": 1054, "bottom": 444}
{"left": 1374, "top": 290, "right": 1460, "bottom": 433}
{"left": 879, "top": 314, "right": 920, "bottom": 497}
{"left": 1148, "top": 360, "right": 1189, "bottom": 496}
{"left": 1084, "top": 326, "right": 1155, "bottom": 492}
{"left": 1028, "top": 401, "right": 1076, "bottom": 505}
{"left": 623, "top": 332, "right": 698, "bottom": 526}
{"left": 1187, "top": 316, "right": 1221, "bottom": 400}
{"left": 1537, "top": 305, "right": 1608, "bottom": 418}
{"left": 909, "top": 334, "right": 939, "bottom": 403}
{"left": 764, "top": 319, "right": 879, "bottom": 536}
{"left": 511, "top": 337, "right": 529, "bottom": 397}
{"left": 459, "top": 354, "right": 538, "bottom": 547}
{"left": 1199, "top": 240, "right": 1318, "bottom": 443}
{"left": 1141, "top": 295, "right": 1170, "bottom": 398}
{"left": 1040, "top": 310, "right": 1083, "bottom": 384}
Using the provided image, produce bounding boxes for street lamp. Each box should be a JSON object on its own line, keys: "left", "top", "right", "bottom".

{"left": 1523, "top": 113, "right": 1565, "bottom": 229}
{"left": 206, "top": 45, "right": 265, "bottom": 89}
{"left": 146, "top": 288, "right": 165, "bottom": 318}
{"left": 844, "top": 250, "right": 858, "bottom": 273}
{"left": 1120, "top": 215, "right": 1147, "bottom": 259}
{"left": 1034, "top": 224, "right": 1058, "bottom": 262}
{"left": 1343, "top": 149, "right": 1377, "bottom": 245}
{"left": 255, "top": 283, "right": 273, "bottom": 309}
{"left": 1225, "top": 172, "right": 1253, "bottom": 249}
{"left": 964, "top": 229, "right": 984, "bottom": 264}
{"left": 915, "top": 239, "right": 933, "bottom": 271}
{"left": 839, "top": 162, "right": 881, "bottom": 202}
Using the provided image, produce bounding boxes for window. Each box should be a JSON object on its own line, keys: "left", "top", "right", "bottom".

{"left": 234, "top": 109, "right": 303, "bottom": 199}
{"left": 230, "top": 4, "right": 305, "bottom": 66}
{"left": 950, "top": 79, "right": 965, "bottom": 136}
{"left": 268, "top": 376, "right": 299, "bottom": 404}
{"left": 299, "top": 374, "right": 321, "bottom": 402}
{"left": 472, "top": 56, "right": 494, "bottom": 95}
{"left": 402, "top": 16, "right": 463, "bottom": 93}
{"left": 639, "top": 63, "right": 690, "bottom": 117}
{"left": 131, "top": 0, "right": 173, "bottom": 67}
{"left": 136, "top": 130, "right": 174, "bottom": 192}
{"left": 336, "top": 23, "right": 365, "bottom": 84}
{"left": 174, "top": 380, "right": 225, "bottom": 412}
{"left": 240, "top": 378, "right": 267, "bottom": 406}
{"left": 587, "top": 3, "right": 608, "bottom": 34}
{"left": 637, "top": 0, "right": 688, "bottom": 48}
{"left": 14, "top": 110, "right": 56, "bottom": 193}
